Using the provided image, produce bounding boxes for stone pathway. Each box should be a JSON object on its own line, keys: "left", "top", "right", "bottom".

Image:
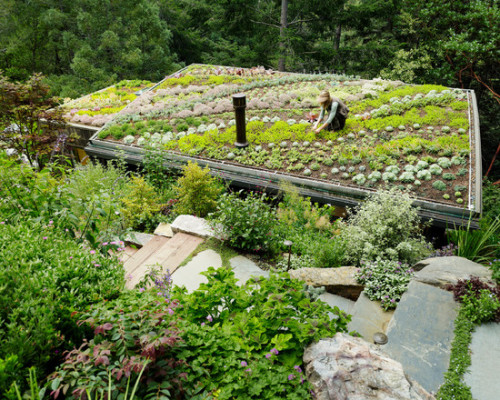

{"left": 465, "top": 323, "right": 500, "bottom": 400}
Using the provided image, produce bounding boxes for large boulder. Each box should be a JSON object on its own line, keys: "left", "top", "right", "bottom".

{"left": 413, "top": 256, "right": 492, "bottom": 288}
{"left": 289, "top": 267, "right": 363, "bottom": 300}
{"left": 303, "top": 333, "right": 435, "bottom": 400}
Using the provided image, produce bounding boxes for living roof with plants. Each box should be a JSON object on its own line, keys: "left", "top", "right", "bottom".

{"left": 82, "top": 64, "right": 479, "bottom": 211}
{"left": 61, "top": 79, "right": 153, "bottom": 128}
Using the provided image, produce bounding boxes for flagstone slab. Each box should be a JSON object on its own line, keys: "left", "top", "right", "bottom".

{"left": 171, "top": 249, "right": 222, "bottom": 292}
{"left": 464, "top": 322, "right": 500, "bottom": 400}
{"left": 229, "top": 256, "right": 269, "bottom": 286}
{"left": 384, "top": 281, "right": 458, "bottom": 394}
{"left": 348, "top": 292, "right": 394, "bottom": 341}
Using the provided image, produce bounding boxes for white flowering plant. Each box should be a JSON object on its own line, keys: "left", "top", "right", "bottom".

{"left": 340, "top": 188, "right": 431, "bottom": 265}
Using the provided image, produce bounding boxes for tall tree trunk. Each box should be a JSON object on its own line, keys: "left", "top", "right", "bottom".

{"left": 278, "top": 0, "right": 288, "bottom": 72}
{"left": 334, "top": 24, "right": 341, "bottom": 50}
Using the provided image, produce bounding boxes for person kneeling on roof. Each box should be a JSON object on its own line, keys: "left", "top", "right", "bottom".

{"left": 312, "top": 90, "right": 349, "bottom": 133}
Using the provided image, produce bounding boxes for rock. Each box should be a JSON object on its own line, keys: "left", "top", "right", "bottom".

{"left": 171, "top": 249, "right": 222, "bottom": 293}
{"left": 289, "top": 267, "right": 363, "bottom": 300}
{"left": 318, "top": 293, "right": 355, "bottom": 315}
{"left": 229, "top": 256, "right": 269, "bottom": 286}
{"left": 464, "top": 322, "right": 500, "bottom": 400}
{"left": 384, "top": 281, "right": 458, "bottom": 393}
{"left": 154, "top": 222, "right": 174, "bottom": 238}
{"left": 413, "top": 256, "right": 492, "bottom": 288}
{"left": 348, "top": 292, "right": 394, "bottom": 341}
{"left": 171, "top": 215, "right": 215, "bottom": 239}
{"left": 303, "top": 333, "right": 435, "bottom": 400}
{"left": 124, "top": 232, "right": 154, "bottom": 247}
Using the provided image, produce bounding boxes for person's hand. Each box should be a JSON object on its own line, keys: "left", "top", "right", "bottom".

{"left": 314, "top": 127, "right": 321, "bottom": 133}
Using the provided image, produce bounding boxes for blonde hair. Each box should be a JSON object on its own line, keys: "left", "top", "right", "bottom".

{"left": 317, "top": 90, "right": 332, "bottom": 107}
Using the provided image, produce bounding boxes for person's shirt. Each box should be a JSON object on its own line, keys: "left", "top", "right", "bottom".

{"left": 319, "top": 102, "right": 339, "bottom": 124}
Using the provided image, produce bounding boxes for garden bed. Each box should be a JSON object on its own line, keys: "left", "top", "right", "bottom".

{"left": 82, "top": 64, "right": 482, "bottom": 226}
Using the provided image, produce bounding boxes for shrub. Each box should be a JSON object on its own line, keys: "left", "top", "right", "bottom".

{"left": 173, "top": 267, "right": 350, "bottom": 399}
{"left": 356, "top": 259, "right": 414, "bottom": 310}
{"left": 173, "top": 161, "right": 224, "bottom": 217}
{"left": 209, "top": 191, "right": 279, "bottom": 254}
{"left": 0, "top": 221, "right": 124, "bottom": 394}
{"left": 121, "top": 175, "right": 163, "bottom": 231}
{"left": 341, "top": 188, "right": 431, "bottom": 265}
{"left": 48, "top": 290, "right": 185, "bottom": 399}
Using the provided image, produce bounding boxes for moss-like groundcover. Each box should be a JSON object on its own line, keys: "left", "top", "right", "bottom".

{"left": 83, "top": 65, "right": 473, "bottom": 206}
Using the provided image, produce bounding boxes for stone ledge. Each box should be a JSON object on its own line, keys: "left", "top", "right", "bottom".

{"left": 413, "top": 256, "right": 492, "bottom": 289}
{"left": 171, "top": 215, "right": 216, "bottom": 239}
{"left": 289, "top": 267, "right": 363, "bottom": 301}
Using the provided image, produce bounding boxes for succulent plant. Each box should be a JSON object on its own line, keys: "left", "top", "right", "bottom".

{"left": 382, "top": 172, "right": 397, "bottom": 182}
{"left": 443, "top": 194, "right": 450, "bottom": 200}
{"left": 341, "top": 172, "right": 349, "bottom": 179}
{"left": 123, "top": 135, "right": 135, "bottom": 145}
{"left": 437, "top": 157, "right": 452, "bottom": 169}
{"left": 399, "top": 171, "right": 415, "bottom": 183}
{"left": 416, "top": 169, "right": 432, "bottom": 181}
{"left": 368, "top": 171, "right": 382, "bottom": 182}
{"left": 353, "top": 173, "right": 366, "bottom": 185}
{"left": 320, "top": 172, "right": 328, "bottom": 179}
{"left": 432, "top": 180, "right": 447, "bottom": 191}
{"left": 429, "top": 164, "right": 443, "bottom": 175}
{"left": 385, "top": 165, "right": 400, "bottom": 175}
{"left": 303, "top": 168, "right": 312, "bottom": 176}
{"left": 416, "top": 160, "right": 429, "bottom": 171}
{"left": 331, "top": 167, "right": 340, "bottom": 174}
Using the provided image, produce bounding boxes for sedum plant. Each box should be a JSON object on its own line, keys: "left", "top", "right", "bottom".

{"left": 340, "top": 188, "right": 431, "bottom": 265}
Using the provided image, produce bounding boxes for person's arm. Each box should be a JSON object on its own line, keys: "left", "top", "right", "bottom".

{"left": 313, "top": 107, "right": 325, "bottom": 129}
{"left": 315, "top": 102, "right": 338, "bottom": 133}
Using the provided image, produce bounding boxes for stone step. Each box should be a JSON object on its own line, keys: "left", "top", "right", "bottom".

{"left": 384, "top": 280, "right": 458, "bottom": 394}
{"left": 171, "top": 249, "right": 222, "bottom": 292}
{"left": 125, "top": 233, "right": 204, "bottom": 289}
{"left": 229, "top": 256, "right": 269, "bottom": 286}
{"left": 318, "top": 293, "right": 355, "bottom": 315}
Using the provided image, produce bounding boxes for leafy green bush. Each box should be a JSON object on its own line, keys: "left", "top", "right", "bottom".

{"left": 341, "top": 188, "right": 431, "bottom": 265}
{"left": 209, "top": 191, "right": 279, "bottom": 254}
{"left": 0, "top": 221, "right": 124, "bottom": 395}
{"left": 172, "top": 161, "right": 224, "bottom": 217}
{"left": 356, "top": 259, "right": 414, "bottom": 310}
{"left": 120, "top": 175, "right": 164, "bottom": 231}
{"left": 174, "top": 267, "right": 350, "bottom": 399}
